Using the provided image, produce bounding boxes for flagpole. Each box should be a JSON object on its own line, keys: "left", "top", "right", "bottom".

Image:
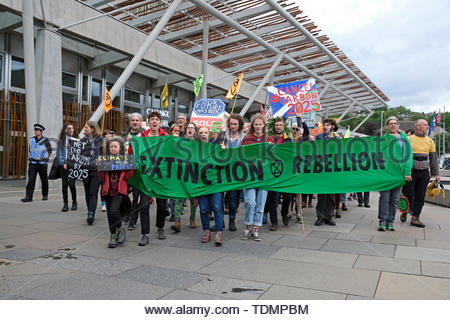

{"left": 444, "top": 106, "right": 446, "bottom": 156}
{"left": 231, "top": 93, "right": 238, "bottom": 114}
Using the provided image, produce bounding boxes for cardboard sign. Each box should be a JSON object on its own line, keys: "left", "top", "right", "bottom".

{"left": 66, "top": 138, "right": 91, "bottom": 181}
{"left": 190, "top": 99, "right": 227, "bottom": 130}
{"left": 146, "top": 107, "right": 170, "bottom": 128}
{"left": 301, "top": 111, "right": 316, "bottom": 128}
{"left": 267, "top": 79, "right": 322, "bottom": 118}
{"left": 97, "top": 155, "right": 136, "bottom": 171}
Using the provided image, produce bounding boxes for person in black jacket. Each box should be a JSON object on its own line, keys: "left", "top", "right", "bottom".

{"left": 80, "top": 121, "right": 103, "bottom": 225}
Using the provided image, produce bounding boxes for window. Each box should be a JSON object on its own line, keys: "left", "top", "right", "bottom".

{"left": 0, "top": 54, "right": 3, "bottom": 84}
{"left": 62, "top": 92, "right": 77, "bottom": 103}
{"left": 62, "top": 72, "right": 77, "bottom": 88}
{"left": 11, "top": 57, "right": 25, "bottom": 89}
{"left": 124, "top": 106, "right": 141, "bottom": 115}
{"left": 82, "top": 75, "right": 89, "bottom": 102}
{"left": 153, "top": 96, "right": 160, "bottom": 108}
{"left": 91, "top": 79, "right": 102, "bottom": 107}
{"left": 125, "top": 89, "right": 145, "bottom": 104}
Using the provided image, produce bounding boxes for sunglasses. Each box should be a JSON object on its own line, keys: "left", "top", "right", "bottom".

{"left": 293, "top": 128, "right": 300, "bottom": 131}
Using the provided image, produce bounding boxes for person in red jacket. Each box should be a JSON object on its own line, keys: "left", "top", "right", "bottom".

{"left": 98, "top": 137, "right": 135, "bottom": 248}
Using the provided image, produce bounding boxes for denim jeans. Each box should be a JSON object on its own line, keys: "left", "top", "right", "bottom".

{"left": 244, "top": 188, "right": 268, "bottom": 227}
{"left": 198, "top": 192, "right": 224, "bottom": 231}
{"left": 378, "top": 186, "right": 402, "bottom": 224}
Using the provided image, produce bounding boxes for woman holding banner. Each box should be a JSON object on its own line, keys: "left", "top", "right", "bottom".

{"left": 170, "top": 123, "right": 199, "bottom": 232}
{"left": 81, "top": 121, "right": 103, "bottom": 225}
{"left": 197, "top": 126, "right": 225, "bottom": 245}
{"left": 241, "top": 114, "right": 273, "bottom": 241}
{"left": 314, "top": 118, "right": 340, "bottom": 227}
{"left": 57, "top": 123, "right": 78, "bottom": 212}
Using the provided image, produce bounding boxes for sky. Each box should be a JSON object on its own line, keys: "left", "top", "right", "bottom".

{"left": 294, "top": 0, "right": 450, "bottom": 113}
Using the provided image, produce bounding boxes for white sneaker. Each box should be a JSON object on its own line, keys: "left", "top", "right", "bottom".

{"left": 101, "top": 204, "right": 106, "bottom": 212}
{"left": 251, "top": 230, "right": 261, "bottom": 241}
{"left": 241, "top": 229, "right": 251, "bottom": 240}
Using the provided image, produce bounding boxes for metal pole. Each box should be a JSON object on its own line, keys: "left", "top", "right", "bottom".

{"left": 318, "top": 81, "right": 331, "bottom": 99}
{"left": 22, "top": 0, "right": 37, "bottom": 139}
{"left": 265, "top": 0, "right": 388, "bottom": 108}
{"left": 200, "top": 20, "right": 209, "bottom": 99}
{"left": 85, "top": 0, "right": 182, "bottom": 131}
{"left": 380, "top": 111, "right": 384, "bottom": 136}
{"left": 352, "top": 111, "right": 374, "bottom": 133}
{"left": 239, "top": 52, "right": 284, "bottom": 116}
{"left": 444, "top": 106, "right": 446, "bottom": 156}
{"left": 188, "top": 0, "right": 373, "bottom": 113}
{"left": 337, "top": 102, "right": 355, "bottom": 122}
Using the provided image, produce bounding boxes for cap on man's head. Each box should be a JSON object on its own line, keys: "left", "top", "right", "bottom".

{"left": 33, "top": 123, "right": 45, "bottom": 131}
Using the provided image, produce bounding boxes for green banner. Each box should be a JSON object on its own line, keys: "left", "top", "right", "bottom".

{"left": 128, "top": 135, "right": 412, "bottom": 199}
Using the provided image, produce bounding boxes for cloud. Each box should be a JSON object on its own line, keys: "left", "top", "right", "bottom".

{"left": 294, "top": 0, "right": 450, "bottom": 113}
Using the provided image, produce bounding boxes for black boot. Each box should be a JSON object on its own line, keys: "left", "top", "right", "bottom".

{"left": 61, "top": 201, "right": 69, "bottom": 212}
{"left": 71, "top": 200, "right": 77, "bottom": 211}
{"left": 229, "top": 218, "right": 236, "bottom": 231}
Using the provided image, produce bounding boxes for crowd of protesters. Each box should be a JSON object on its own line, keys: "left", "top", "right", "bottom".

{"left": 21, "top": 111, "right": 440, "bottom": 249}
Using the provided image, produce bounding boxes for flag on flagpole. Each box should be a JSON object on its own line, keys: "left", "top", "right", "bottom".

{"left": 428, "top": 112, "right": 437, "bottom": 136}
{"left": 161, "top": 81, "right": 168, "bottom": 108}
{"left": 226, "top": 73, "right": 244, "bottom": 99}
{"left": 436, "top": 111, "right": 441, "bottom": 124}
{"left": 193, "top": 74, "right": 203, "bottom": 97}
{"left": 104, "top": 88, "right": 113, "bottom": 113}
{"left": 344, "top": 126, "right": 351, "bottom": 138}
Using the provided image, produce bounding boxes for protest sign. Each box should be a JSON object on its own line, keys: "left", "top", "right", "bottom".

{"left": 66, "top": 138, "right": 90, "bottom": 181}
{"left": 267, "top": 79, "right": 322, "bottom": 118}
{"left": 146, "top": 107, "right": 170, "bottom": 128}
{"left": 128, "top": 135, "right": 413, "bottom": 199}
{"left": 97, "top": 155, "right": 137, "bottom": 171}
{"left": 301, "top": 111, "right": 316, "bottom": 128}
{"left": 190, "top": 98, "right": 227, "bottom": 130}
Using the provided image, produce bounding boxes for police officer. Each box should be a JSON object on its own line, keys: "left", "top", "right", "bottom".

{"left": 21, "top": 123, "right": 52, "bottom": 202}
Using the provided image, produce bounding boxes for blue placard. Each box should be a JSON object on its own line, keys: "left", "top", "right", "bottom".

{"left": 193, "top": 99, "right": 226, "bottom": 116}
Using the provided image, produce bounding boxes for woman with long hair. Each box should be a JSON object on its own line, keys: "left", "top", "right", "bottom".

{"left": 241, "top": 114, "right": 273, "bottom": 241}
{"left": 56, "top": 123, "right": 78, "bottom": 211}
{"left": 81, "top": 121, "right": 103, "bottom": 225}
{"left": 170, "top": 122, "right": 199, "bottom": 231}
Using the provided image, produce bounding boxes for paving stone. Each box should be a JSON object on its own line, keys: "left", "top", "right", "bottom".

{"left": 0, "top": 273, "right": 76, "bottom": 298}
{"left": 371, "top": 235, "right": 416, "bottom": 246}
{"left": 188, "top": 276, "right": 270, "bottom": 299}
{"left": 173, "top": 236, "right": 282, "bottom": 258}
{"left": 271, "top": 235, "right": 328, "bottom": 250}
{"left": 260, "top": 285, "right": 346, "bottom": 300}
{"left": 321, "top": 239, "right": 395, "bottom": 257}
{"left": 306, "top": 222, "right": 355, "bottom": 234}
{"left": 270, "top": 247, "right": 357, "bottom": 268}
{"left": 0, "top": 225, "right": 39, "bottom": 240}
{"left": 421, "top": 261, "right": 450, "bottom": 278}
{"left": 375, "top": 272, "right": 450, "bottom": 299}
{"left": 115, "top": 265, "right": 206, "bottom": 289}
{"left": 395, "top": 246, "right": 450, "bottom": 263}
{"left": 22, "top": 272, "right": 172, "bottom": 300}
{"left": 346, "top": 295, "right": 375, "bottom": 300}
{"left": 0, "top": 261, "right": 75, "bottom": 276}
{"left": 2, "top": 232, "right": 92, "bottom": 250}
{"left": 307, "top": 231, "right": 338, "bottom": 239}
{"left": 30, "top": 252, "right": 140, "bottom": 276}
{"left": 0, "top": 248, "right": 55, "bottom": 261}
{"left": 417, "top": 240, "right": 450, "bottom": 250}
{"left": 354, "top": 255, "right": 421, "bottom": 274}
{"left": 161, "top": 289, "right": 227, "bottom": 300}
{"left": 119, "top": 245, "right": 226, "bottom": 272}
{"left": 425, "top": 229, "right": 450, "bottom": 242}
{"left": 336, "top": 233, "right": 373, "bottom": 242}
{"left": 199, "top": 255, "right": 380, "bottom": 297}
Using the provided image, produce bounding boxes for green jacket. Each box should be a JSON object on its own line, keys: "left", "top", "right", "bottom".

{"left": 385, "top": 132, "right": 412, "bottom": 176}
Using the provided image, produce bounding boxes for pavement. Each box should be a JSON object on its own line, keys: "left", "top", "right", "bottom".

{"left": 1, "top": 181, "right": 450, "bottom": 300}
